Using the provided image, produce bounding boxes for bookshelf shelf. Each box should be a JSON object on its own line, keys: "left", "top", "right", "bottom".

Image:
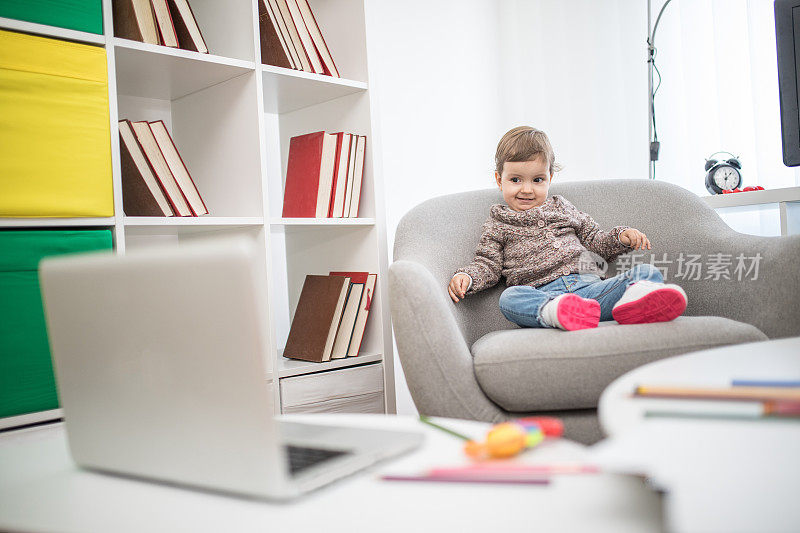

{"left": 270, "top": 218, "right": 375, "bottom": 226}
{"left": 0, "top": 16, "right": 105, "bottom": 46}
{"left": 260, "top": 65, "right": 367, "bottom": 113}
{"left": 277, "top": 352, "right": 383, "bottom": 379}
{"left": 125, "top": 217, "right": 264, "bottom": 226}
{"left": 113, "top": 41, "right": 255, "bottom": 100}
{"left": 0, "top": 218, "right": 116, "bottom": 228}
{"left": 1, "top": 0, "right": 395, "bottom": 427}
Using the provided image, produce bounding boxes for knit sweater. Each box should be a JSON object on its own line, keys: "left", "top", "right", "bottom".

{"left": 454, "top": 194, "right": 632, "bottom": 294}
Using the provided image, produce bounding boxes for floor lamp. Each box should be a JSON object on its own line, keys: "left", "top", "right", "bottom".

{"left": 648, "top": 0, "right": 673, "bottom": 180}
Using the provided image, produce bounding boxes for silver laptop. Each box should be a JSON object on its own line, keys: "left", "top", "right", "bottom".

{"left": 38, "top": 237, "right": 422, "bottom": 500}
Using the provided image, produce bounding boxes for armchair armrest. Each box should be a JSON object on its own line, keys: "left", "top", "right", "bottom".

{"left": 388, "top": 259, "right": 505, "bottom": 422}
{"left": 668, "top": 231, "right": 800, "bottom": 340}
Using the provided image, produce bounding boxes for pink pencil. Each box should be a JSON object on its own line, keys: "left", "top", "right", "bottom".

{"left": 381, "top": 474, "right": 550, "bottom": 485}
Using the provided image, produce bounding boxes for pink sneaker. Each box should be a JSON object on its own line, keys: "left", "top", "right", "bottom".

{"left": 541, "top": 293, "right": 600, "bottom": 331}
{"left": 612, "top": 280, "right": 687, "bottom": 325}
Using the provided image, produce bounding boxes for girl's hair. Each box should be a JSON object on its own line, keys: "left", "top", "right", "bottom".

{"left": 495, "top": 126, "right": 563, "bottom": 176}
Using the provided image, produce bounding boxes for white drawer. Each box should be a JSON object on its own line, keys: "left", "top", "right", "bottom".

{"left": 280, "top": 363, "right": 384, "bottom": 410}
{"left": 282, "top": 392, "right": 385, "bottom": 414}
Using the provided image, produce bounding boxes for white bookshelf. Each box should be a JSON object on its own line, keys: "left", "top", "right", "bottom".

{"left": 0, "top": 0, "right": 395, "bottom": 426}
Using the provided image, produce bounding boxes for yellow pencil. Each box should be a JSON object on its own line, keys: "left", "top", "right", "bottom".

{"left": 634, "top": 385, "right": 800, "bottom": 402}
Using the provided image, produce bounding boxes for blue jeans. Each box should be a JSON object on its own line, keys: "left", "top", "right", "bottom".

{"left": 498, "top": 263, "right": 664, "bottom": 328}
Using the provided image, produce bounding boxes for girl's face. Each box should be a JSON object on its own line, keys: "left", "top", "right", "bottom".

{"left": 495, "top": 158, "right": 552, "bottom": 211}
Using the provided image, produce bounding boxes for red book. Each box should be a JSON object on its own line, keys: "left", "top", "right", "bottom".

{"left": 330, "top": 271, "right": 376, "bottom": 357}
{"left": 282, "top": 131, "right": 337, "bottom": 218}
{"left": 328, "top": 132, "right": 351, "bottom": 217}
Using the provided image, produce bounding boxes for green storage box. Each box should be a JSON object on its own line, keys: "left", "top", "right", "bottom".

{"left": 0, "top": 229, "right": 113, "bottom": 419}
{"left": 0, "top": 0, "right": 103, "bottom": 35}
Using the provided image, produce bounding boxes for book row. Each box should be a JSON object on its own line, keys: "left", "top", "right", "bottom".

{"left": 114, "top": 0, "right": 208, "bottom": 53}
{"left": 258, "top": 0, "right": 339, "bottom": 76}
{"left": 112, "top": 0, "right": 340, "bottom": 77}
{"left": 284, "top": 272, "right": 376, "bottom": 362}
{"left": 119, "top": 119, "right": 209, "bottom": 217}
{"left": 283, "top": 131, "right": 367, "bottom": 218}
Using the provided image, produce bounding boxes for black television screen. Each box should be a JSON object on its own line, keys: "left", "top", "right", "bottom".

{"left": 776, "top": 0, "right": 800, "bottom": 166}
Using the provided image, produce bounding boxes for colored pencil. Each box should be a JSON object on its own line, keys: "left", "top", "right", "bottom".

{"left": 732, "top": 379, "right": 800, "bottom": 388}
{"left": 634, "top": 385, "right": 800, "bottom": 402}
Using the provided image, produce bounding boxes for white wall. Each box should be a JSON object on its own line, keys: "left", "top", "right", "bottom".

{"left": 365, "top": 0, "right": 508, "bottom": 415}
{"left": 366, "top": 0, "right": 649, "bottom": 415}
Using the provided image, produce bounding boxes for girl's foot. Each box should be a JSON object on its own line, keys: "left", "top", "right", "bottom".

{"left": 540, "top": 293, "right": 600, "bottom": 331}
{"left": 612, "top": 280, "right": 687, "bottom": 324}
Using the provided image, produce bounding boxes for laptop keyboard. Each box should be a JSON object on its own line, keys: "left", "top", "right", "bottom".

{"left": 285, "top": 445, "right": 347, "bottom": 475}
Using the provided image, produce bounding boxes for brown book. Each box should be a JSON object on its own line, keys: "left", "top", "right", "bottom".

{"left": 283, "top": 275, "right": 350, "bottom": 362}
{"left": 113, "top": 0, "right": 160, "bottom": 45}
{"left": 166, "top": 0, "right": 208, "bottom": 54}
{"left": 258, "top": 0, "right": 293, "bottom": 69}
{"left": 119, "top": 120, "right": 174, "bottom": 216}
{"left": 149, "top": 120, "right": 208, "bottom": 216}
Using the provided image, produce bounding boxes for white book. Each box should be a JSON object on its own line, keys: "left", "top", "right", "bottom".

{"left": 285, "top": 0, "right": 324, "bottom": 74}
{"left": 342, "top": 135, "right": 358, "bottom": 217}
{"left": 118, "top": 120, "right": 174, "bottom": 216}
{"left": 321, "top": 276, "right": 350, "bottom": 361}
{"left": 295, "top": 0, "right": 340, "bottom": 77}
{"left": 347, "top": 274, "right": 376, "bottom": 357}
{"left": 149, "top": 120, "right": 208, "bottom": 216}
{"left": 331, "top": 133, "right": 352, "bottom": 218}
{"left": 315, "top": 132, "right": 337, "bottom": 217}
{"left": 348, "top": 136, "right": 367, "bottom": 218}
{"left": 275, "top": 0, "right": 312, "bottom": 72}
{"left": 150, "top": 0, "right": 179, "bottom": 47}
{"left": 130, "top": 121, "right": 192, "bottom": 216}
{"left": 330, "top": 283, "right": 364, "bottom": 359}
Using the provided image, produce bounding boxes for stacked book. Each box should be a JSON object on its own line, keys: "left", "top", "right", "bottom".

{"left": 114, "top": 0, "right": 209, "bottom": 54}
{"left": 283, "top": 272, "right": 377, "bottom": 362}
{"left": 258, "top": 0, "right": 339, "bottom": 77}
{"left": 282, "top": 131, "right": 367, "bottom": 218}
{"left": 118, "top": 119, "right": 209, "bottom": 217}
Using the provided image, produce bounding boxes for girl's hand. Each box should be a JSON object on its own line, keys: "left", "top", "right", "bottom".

{"left": 449, "top": 274, "right": 470, "bottom": 302}
{"left": 620, "top": 228, "right": 651, "bottom": 250}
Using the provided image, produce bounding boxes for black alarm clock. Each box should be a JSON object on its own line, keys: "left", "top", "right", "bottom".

{"left": 704, "top": 151, "right": 742, "bottom": 194}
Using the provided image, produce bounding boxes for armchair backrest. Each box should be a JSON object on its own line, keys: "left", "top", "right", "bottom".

{"left": 393, "top": 178, "right": 799, "bottom": 345}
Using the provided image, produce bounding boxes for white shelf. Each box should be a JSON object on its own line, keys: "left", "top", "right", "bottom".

{"left": 271, "top": 218, "right": 375, "bottom": 226}
{"left": 0, "top": 409, "right": 62, "bottom": 431}
{"left": 0, "top": 17, "right": 105, "bottom": 45}
{"left": 125, "top": 217, "right": 264, "bottom": 226}
{"left": 0, "top": 218, "right": 115, "bottom": 228}
{"left": 702, "top": 186, "right": 800, "bottom": 209}
{"left": 261, "top": 65, "right": 367, "bottom": 113}
{"left": 277, "top": 352, "right": 383, "bottom": 379}
{"left": 113, "top": 38, "right": 255, "bottom": 100}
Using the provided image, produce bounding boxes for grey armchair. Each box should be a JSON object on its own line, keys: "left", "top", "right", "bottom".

{"left": 389, "top": 179, "right": 799, "bottom": 444}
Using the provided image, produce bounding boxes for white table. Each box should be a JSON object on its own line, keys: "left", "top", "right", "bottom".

{"left": 0, "top": 414, "right": 661, "bottom": 532}
{"left": 590, "top": 336, "right": 800, "bottom": 533}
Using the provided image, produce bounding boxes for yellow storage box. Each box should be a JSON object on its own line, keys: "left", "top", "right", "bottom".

{"left": 0, "top": 30, "right": 113, "bottom": 217}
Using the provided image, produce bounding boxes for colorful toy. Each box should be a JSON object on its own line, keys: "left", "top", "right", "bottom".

{"left": 419, "top": 415, "right": 563, "bottom": 460}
